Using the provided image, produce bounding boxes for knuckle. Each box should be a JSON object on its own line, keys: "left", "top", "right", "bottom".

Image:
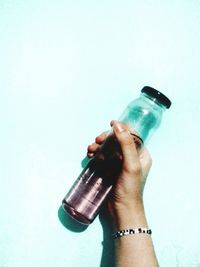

{"left": 95, "top": 136, "right": 100, "bottom": 142}
{"left": 87, "top": 144, "right": 92, "bottom": 150}
{"left": 88, "top": 143, "right": 93, "bottom": 148}
{"left": 119, "top": 133, "right": 133, "bottom": 145}
{"left": 124, "top": 162, "right": 142, "bottom": 175}
{"left": 88, "top": 143, "right": 97, "bottom": 151}
{"left": 132, "top": 162, "right": 142, "bottom": 174}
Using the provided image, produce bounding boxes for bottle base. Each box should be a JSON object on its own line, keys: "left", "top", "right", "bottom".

{"left": 62, "top": 202, "right": 91, "bottom": 225}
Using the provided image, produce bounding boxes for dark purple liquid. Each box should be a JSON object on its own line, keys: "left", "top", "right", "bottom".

{"left": 62, "top": 133, "right": 142, "bottom": 224}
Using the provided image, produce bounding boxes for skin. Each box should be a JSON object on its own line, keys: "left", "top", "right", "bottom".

{"left": 87, "top": 120, "right": 159, "bottom": 267}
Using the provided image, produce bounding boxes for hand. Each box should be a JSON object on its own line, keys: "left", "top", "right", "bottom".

{"left": 87, "top": 120, "right": 152, "bottom": 226}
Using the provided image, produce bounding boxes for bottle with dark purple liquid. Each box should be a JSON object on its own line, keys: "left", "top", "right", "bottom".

{"left": 62, "top": 86, "right": 171, "bottom": 224}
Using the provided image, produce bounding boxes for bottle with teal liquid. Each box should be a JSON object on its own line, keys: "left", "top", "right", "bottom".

{"left": 62, "top": 86, "right": 172, "bottom": 224}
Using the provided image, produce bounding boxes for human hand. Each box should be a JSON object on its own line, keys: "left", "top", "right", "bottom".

{"left": 87, "top": 120, "right": 152, "bottom": 227}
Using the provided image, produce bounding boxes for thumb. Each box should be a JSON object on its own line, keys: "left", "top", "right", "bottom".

{"left": 111, "top": 121, "right": 141, "bottom": 174}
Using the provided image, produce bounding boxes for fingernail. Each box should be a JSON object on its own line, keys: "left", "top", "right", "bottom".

{"left": 110, "top": 120, "right": 116, "bottom": 127}
{"left": 87, "top": 152, "right": 94, "bottom": 158}
{"left": 114, "top": 123, "right": 125, "bottom": 133}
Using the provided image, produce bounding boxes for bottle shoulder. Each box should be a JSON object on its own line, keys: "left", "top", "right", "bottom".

{"left": 128, "top": 97, "right": 164, "bottom": 114}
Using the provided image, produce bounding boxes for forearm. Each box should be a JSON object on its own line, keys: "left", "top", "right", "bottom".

{"left": 113, "top": 202, "right": 159, "bottom": 267}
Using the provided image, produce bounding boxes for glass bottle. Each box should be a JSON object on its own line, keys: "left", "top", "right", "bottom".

{"left": 62, "top": 86, "right": 171, "bottom": 224}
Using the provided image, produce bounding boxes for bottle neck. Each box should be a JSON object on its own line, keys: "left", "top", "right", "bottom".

{"left": 141, "top": 92, "right": 167, "bottom": 111}
{"left": 118, "top": 93, "right": 166, "bottom": 143}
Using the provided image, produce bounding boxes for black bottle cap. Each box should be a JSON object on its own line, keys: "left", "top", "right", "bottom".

{"left": 141, "top": 86, "right": 172, "bottom": 109}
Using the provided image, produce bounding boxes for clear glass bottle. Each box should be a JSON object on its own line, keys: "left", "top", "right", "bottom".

{"left": 62, "top": 86, "right": 171, "bottom": 224}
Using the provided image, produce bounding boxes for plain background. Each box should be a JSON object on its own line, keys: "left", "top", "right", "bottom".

{"left": 1, "top": 0, "right": 200, "bottom": 266}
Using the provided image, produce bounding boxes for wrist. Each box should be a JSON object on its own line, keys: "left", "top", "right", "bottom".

{"left": 113, "top": 196, "right": 144, "bottom": 216}
{"left": 112, "top": 201, "right": 148, "bottom": 231}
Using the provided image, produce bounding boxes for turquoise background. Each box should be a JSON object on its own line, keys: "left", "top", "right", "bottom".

{"left": 1, "top": 1, "right": 200, "bottom": 266}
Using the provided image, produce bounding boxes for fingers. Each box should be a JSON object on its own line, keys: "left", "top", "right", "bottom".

{"left": 87, "top": 142, "right": 99, "bottom": 157}
{"left": 95, "top": 131, "right": 109, "bottom": 144}
{"left": 112, "top": 120, "right": 141, "bottom": 175}
{"left": 87, "top": 131, "right": 109, "bottom": 158}
{"left": 87, "top": 121, "right": 152, "bottom": 178}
